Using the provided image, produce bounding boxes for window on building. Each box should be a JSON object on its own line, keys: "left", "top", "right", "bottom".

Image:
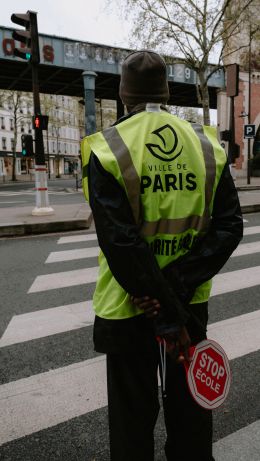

{"left": 28, "top": 122, "right": 32, "bottom": 133}
{"left": 21, "top": 121, "right": 25, "bottom": 133}
{"left": 52, "top": 141, "right": 55, "bottom": 153}
{"left": 0, "top": 117, "right": 5, "bottom": 129}
{"left": 11, "top": 138, "right": 14, "bottom": 151}
{"left": 2, "top": 137, "right": 7, "bottom": 150}
{"left": 64, "top": 143, "right": 67, "bottom": 154}
{"left": 58, "top": 142, "right": 61, "bottom": 153}
{"left": 10, "top": 119, "right": 14, "bottom": 131}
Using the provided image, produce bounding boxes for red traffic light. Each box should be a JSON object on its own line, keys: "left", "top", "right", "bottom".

{"left": 32, "top": 115, "right": 49, "bottom": 130}
{"left": 35, "top": 116, "right": 40, "bottom": 128}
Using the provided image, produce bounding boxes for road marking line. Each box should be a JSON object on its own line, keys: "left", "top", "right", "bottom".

{"left": 208, "top": 309, "right": 260, "bottom": 360}
{"left": 213, "top": 420, "right": 260, "bottom": 461}
{"left": 0, "top": 301, "right": 94, "bottom": 348}
{"left": 45, "top": 247, "right": 100, "bottom": 263}
{"left": 28, "top": 266, "right": 99, "bottom": 293}
{"left": 58, "top": 234, "right": 97, "bottom": 244}
{"left": 244, "top": 225, "right": 260, "bottom": 235}
{"left": 0, "top": 356, "right": 107, "bottom": 445}
{"left": 232, "top": 241, "right": 260, "bottom": 257}
{"left": 212, "top": 266, "right": 260, "bottom": 297}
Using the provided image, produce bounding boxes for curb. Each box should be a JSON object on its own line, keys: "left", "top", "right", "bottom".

{"left": 0, "top": 217, "right": 92, "bottom": 238}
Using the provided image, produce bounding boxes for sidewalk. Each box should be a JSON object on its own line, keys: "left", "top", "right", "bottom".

{"left": 0, "top": 180, "right": 260, "bottom": 237}
{"left": 0, "top": 203, "right": 92, "bottom": 237}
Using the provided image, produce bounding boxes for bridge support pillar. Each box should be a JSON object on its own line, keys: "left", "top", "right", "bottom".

{"left": 82, "top": 71, "right": 97, "bottom": 135}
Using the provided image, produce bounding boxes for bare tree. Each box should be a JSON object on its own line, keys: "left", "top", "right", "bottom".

{"left": 119, "top": 0, "right": 258, "bottom": 124}
{"left": 0, "top": 90, "right": 32, "bottom": 180}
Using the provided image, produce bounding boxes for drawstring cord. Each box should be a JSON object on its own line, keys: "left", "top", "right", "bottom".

{"left": 159, "top": 338, "right": 167, "bottom": 398}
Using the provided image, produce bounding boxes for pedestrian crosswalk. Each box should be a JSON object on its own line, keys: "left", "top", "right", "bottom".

{"left": 1, "top": 223, "right": 260, "bottom": 459}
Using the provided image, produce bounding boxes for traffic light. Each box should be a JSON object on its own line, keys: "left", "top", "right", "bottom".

{"left": 32, "top": 115, "right": 49, "bottom": 130}
{"left": 21, "top": 134, "right": 34, "bottom": 157}
{"left": 11, "top": 11, "right": 40, "bottom": 64}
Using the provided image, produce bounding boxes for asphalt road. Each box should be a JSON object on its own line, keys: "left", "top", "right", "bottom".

{"left": 0, "top": 179, "right": 85, "bottom": 208}
{"left": 0, "top": 213, "right": 260, "bottom": 460}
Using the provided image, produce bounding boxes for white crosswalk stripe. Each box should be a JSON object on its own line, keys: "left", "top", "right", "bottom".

{"left": 45, "top": 246, "right": 100, "bottom": 263}
{"left": 244, "top": 225, "right": 260, "bottom": 235}
{"left": 57, "top": 233, "right": 97, "bottom": 244}
{"left": 232, "top": 240, "right": 260, "bottom": 256}
{"left": 0, "top": 356, "right": 107, "bottom": 445}
{"left": 0, "top": 301, "right": 94, "bottom": 347}
{"left": 28, "top": 266, "right": 99, "bottom": 293}
{"left": 1, "top": 223, "right": 260, "bottom": 458}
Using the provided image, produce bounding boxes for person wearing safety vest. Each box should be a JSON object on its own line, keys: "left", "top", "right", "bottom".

{"left": 81, "top": 50, "right": 243, "bottom": 461}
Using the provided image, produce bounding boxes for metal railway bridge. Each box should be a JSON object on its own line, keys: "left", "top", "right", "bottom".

{"left": 0, "top": 26, "right": 225, "bottom": 133}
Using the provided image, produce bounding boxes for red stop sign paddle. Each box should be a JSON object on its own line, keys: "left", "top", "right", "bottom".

{"left": 184, "top": 339, "right": 231, "bottom": 410}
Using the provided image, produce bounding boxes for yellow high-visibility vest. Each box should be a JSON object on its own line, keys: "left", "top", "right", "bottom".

{"left": 81, "top": 111, "right": 227, "bottom": 319}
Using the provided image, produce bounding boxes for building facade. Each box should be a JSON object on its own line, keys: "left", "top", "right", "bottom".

{"left": 0, "top": 90, "right": 118, "bottom": 181}
{"left": 0, "top": 91, "right": 84, "bottom": 181}
{"left": 218, "top": 1, "right": 260, "bottom": 178}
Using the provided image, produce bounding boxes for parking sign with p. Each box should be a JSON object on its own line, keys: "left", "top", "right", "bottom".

{"left": 244, "top": 124, "right": 255, "bottom": 139}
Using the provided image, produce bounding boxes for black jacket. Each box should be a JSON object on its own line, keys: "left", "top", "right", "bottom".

{"left": 88, "top": 112, "right": 243, "bottom": 353}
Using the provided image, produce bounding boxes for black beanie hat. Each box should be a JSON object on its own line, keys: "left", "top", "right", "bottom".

{"left": 119, "top": 50, "right": 170, "bottom": 106}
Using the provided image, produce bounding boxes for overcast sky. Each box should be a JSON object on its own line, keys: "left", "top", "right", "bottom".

{"left": 1, "top": 0, "right": 132, "bottom": 47}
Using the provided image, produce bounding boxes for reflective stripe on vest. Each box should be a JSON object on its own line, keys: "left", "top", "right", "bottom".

{"left": 103, "top": 122, "right": 216, "bottom": 236}
{"left": 103, "top": 126, "right": 142, "bottom": 226}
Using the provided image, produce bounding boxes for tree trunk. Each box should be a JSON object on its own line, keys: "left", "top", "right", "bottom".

{"left": 197, "top": 72, "right": 211, "bottom": 126}
{"left": 200, "top": 84, "right": 211, "bottom": 126}
{"left": 12, "top": 110, "right": 18, "bottom": 181}
{"left": 12, "top": 152, "right": 16, "bottom": 181}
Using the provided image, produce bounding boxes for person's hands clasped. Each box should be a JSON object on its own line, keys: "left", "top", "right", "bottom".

{"left": 130, "top": 295, "right": 161, "bottom": 318}
{"left": 130, "top": 295, "right": 191, "bottom": 363}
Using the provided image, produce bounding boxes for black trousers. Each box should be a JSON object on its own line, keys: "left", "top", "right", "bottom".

{"left": 106, "top": 303, "right": 215, "bottom": 461}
